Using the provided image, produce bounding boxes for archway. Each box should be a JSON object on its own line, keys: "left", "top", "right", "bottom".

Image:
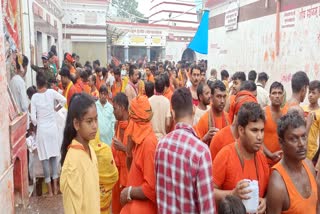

{"left": 181, "top": 48, "right": 196, "bottom": 63}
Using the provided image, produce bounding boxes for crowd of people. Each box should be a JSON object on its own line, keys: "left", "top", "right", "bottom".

{"left": 9, "top": 45, "right": 320, "bottom": 214}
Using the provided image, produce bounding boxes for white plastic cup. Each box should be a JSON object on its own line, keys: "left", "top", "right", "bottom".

{"left": 242, "top": 179, "right": 259, "bottom": 213}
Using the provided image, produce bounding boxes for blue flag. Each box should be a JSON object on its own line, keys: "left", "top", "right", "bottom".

{"left": 188, "top": 10, "right": 209, "bottom": 54}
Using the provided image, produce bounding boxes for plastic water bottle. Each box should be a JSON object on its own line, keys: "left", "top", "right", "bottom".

{"left": 242, "top": 180, "right": 259, "bottom": 213}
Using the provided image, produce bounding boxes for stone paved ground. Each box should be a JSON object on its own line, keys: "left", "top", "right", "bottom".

{"left": 15, "top": 194, "right": 63, "bottom": 214}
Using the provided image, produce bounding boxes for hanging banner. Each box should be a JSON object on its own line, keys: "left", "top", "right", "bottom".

{"left": 188, "top": 10, "right": 209, "bottom": 54}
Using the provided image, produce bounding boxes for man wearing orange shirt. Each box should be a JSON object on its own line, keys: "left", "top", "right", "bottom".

{"left": 145, "top": 65, "right": 155, "bottom": 83}
{"left": 95, "top": 67, "right": 103, "bottom": 91}
{"left": 112, "top": 68, "right": 122, "bottom": 99}
{"left": 120, "top": 96, "right": 157, "bottom": 214}
{"left": 80, "top": 70, "right": 91, "bottom": 94}
{"left": 229, "top": 81, "right": 257, "bottom": 123}
{"left": 195, "top": 80, "right": 230, "bottom": 145}
{"left": 168, "top": 67, "right": 178, "bottom": 90}
{"left": 263, "top": 82, "right": 287, "bottom": 166}
{"left": 210, "top": 116, "right": 237, "bottom": 162}
{"left": 112, "top": 93, "right": 129, "bottom": 214}
{"left": 210, "top": 81, "right": 259, "bottom": 161}
{"left": 225, "top": 71, "right": 246, "bottom": 113}
{"left": 213, "top": 102, "right": 269, "bottom": 213}
{"left": 60, "top": 66, "right": 77, "bottom": 109}
{"left": 74, "top": 68, "right": 85, "bottom": 93}
{"left": 161, "top": 73, "right": 173, "bottom": 101}
{"left": 64, "top": 53, "right": 76, "bottom": 76}
{"left": 266, "top": 112, "right": 318, "bottom": 214}
{"left": 89, "top": 75, "right": 99, "bottom": 100}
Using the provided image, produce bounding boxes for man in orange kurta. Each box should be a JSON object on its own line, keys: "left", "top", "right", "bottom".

{"left": 112, "top": 93, "right": 129, "bottom": 214}
{"left": 161, "top": 73, "right": 173, "bottom": 101}
{"left": 60, "top": 66, "right": 77, "bottom": 109}
{"left": 210, "top": 124, "right": 235, "bottom": 161}
{"left": 78, "top": 69, "right": 91, "bottom": 94}
{"left": 229, "top": 80, "right": 258, "bottom": 123}
{"left": 210, "top": 86, "right": 259, "bottom": 161}
{"left": 225, "top": 71, "right": 246, "bottom": 112}
{"left": 163, "top": 87, "right": 173, "bottom": 101}
{"left": 120, "top": 95, "right": 157, "bottom": 214}
{"left": 266, "top": 113, "right": 318, "bottom": 214}
{"left": 73, "top": 68, "right": 83, "bottom": 93}
{"left": 263, "top": 82, "right": 287, "bottom": 166}
{"left": 195, "top": 80, "right": 230, "bottom": 145}
{"left": 112, "top": 69, "right": 122, "bottom": 99}
{"left": 145, "top": 66, "right": 155, "bottom": 83}
{"left": 95, "top": 67, "right": 103, "bottom": 91}
{"left": 213, "top": 102, "right": 269, "bottom": 213}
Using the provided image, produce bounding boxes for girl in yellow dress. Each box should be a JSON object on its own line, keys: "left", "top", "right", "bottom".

{"left": 60, "top": 93, "right": 100, "bottom": 214}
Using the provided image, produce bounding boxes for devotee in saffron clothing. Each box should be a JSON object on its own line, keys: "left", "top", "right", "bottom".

{"left": 210, "top": 125, "right": 235, "bottom": 161}
{"left": 196, "top": 110, "right": 230, "bottom": 140}
{"left": 120, "top": 96, "right": 157, "bottom": 214}
{"left": 228, "top": 90, "right": 257, "bottom": 122}
{"left": 112, "top": 93, "right": 130, "bottom": 214}
{"left": 263, "top": 105, "right": 287, "bottom": 166}
{"left": 267, "top": 112, "right": 318, "bottom": 214}
{"left": 213, "top": 143, "right": 270, "bottom": 197}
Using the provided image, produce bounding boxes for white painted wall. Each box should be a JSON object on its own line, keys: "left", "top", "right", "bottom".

{"left": 207, "top": 2, "right": 320, "bottom": 98}
{"left": 62, "top": 39, "right": 73, "bottom": 54}
{"left": 166, "top": 41, "right": 189, "bottom": 61}
{"left": 0, "top": 0, "right": 14, "bottom": 211}
{"left": 21, "top": 0, "right": 36, "bottom": 86}
{"left": 62, "top": 2, "right": 107, "bottom": 26}
{"left": 42, "top": 32, "right": 48, "bottom": 55}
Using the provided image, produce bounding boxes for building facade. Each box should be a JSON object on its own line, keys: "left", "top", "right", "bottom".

{"left": 21, "top": 0, "right": 64, "bottom": 87}
{"left": 206, "top": 0, "right": 320, "bottom": 96}
{"left": 0, "top": 0, "right": 64, "bottom": 210}
{"left": 149, "top": 0, "right": 199, "bottom": 27}
{"left": 62, "top": 0, "right": 205, "bottom": 65}
{"left": 62, "top": 0, "right": 109, "bottom": 66}
{"left": 107, "top": 21, "right": 199, "bottom": 64}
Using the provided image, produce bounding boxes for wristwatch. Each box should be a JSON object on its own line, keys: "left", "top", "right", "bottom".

{"left": 127, "top": 186, "right": 133, "bottom": 202}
